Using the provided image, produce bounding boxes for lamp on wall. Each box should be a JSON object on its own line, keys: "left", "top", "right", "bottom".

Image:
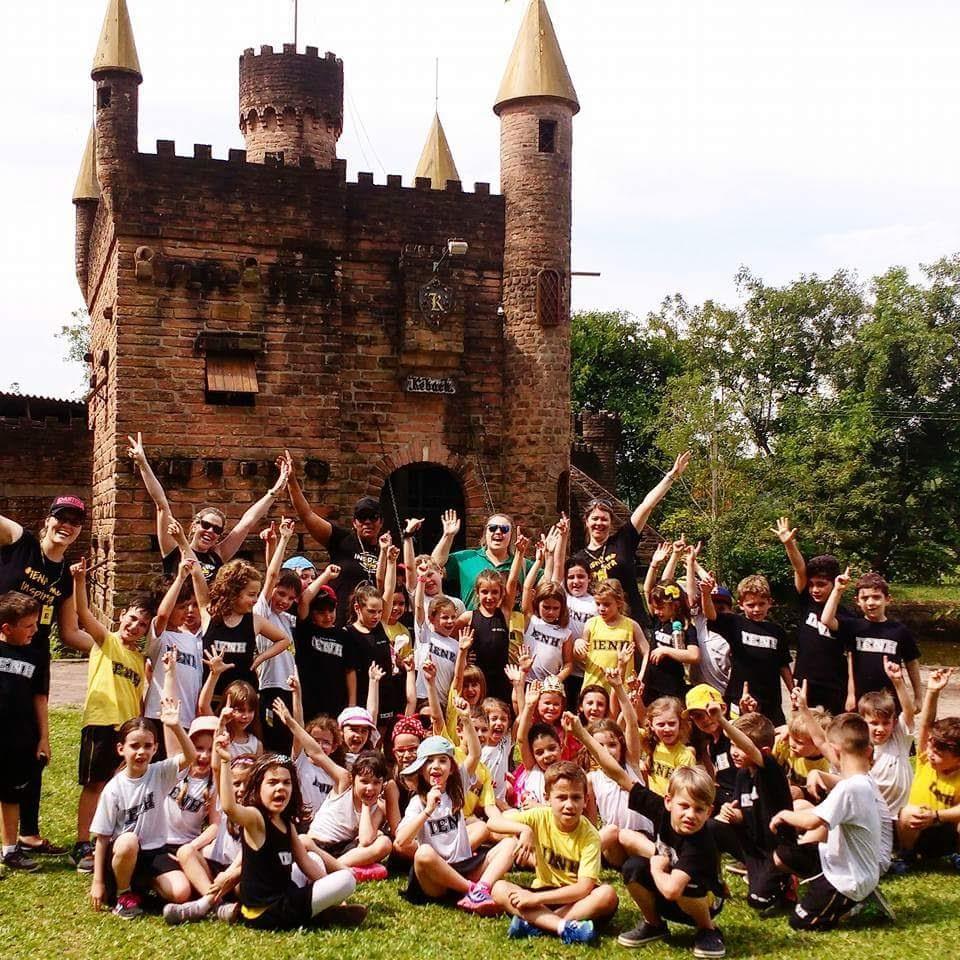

{"left": 432, "top": 238, "right": 468, "bottom": 275}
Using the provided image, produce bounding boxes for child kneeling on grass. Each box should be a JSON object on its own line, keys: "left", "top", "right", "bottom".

{"left": 487, "top": 760, "right": 618, "bottom": 945}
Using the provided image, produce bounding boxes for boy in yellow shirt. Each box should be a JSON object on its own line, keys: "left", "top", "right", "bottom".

{"left": 71, "top": 558, "right": 156, "bottom": 872}
{"left": 488, "top": 761, "right": 618, "bottom": 944}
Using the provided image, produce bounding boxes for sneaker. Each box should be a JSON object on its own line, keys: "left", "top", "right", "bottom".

{"left": 72, "top": 841, "right": 95, "bottom": 874}
{"left": 18, "top": 837, "right": 67, "bottom": 856}
{"left": 351, "top": 863, "right": 388, "bottom": 883}
{"left": 946, "top": 853, "right": 960, "bottom": 873}
{"left": 725, "top": 861, "right": 747, "bottom": 877}
{"left": 112, "top": 892, "right": 144, "bottom": 920}
{"left": 457, "top": 882, "right": 503, "bottom": 917}
{"left": 693, "top": 927, "right": 726, "bottom": 959}
{"left": 560, "top": 920, "right": 596, "bottom": 945}
{"left": 507, "top": 916, "right": 543, "bottom": 939}
{"left": 216, "top": 903, "right": 240, "bottom": 924}
{"left": 163, "top": 898, "right": 212, "bottom": 925}
{"left": 888, "top": 851, "right": 917, "bottom": 876}
{"left": 1, "top": 848, "right": 40, "bottom": 873}
{"left": 618, "top": 920, "right": 669, "bottom": 947}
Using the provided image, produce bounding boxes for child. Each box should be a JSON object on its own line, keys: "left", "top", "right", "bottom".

{"left": 414, "top": 585, "right": 461, "bottom": 709}
{"left": 0, "top": 592, "right": 45, "bottom": 872}
{"left": 567, "top": 712, "right": 727, "bottom": 958}
{"left": 773, "top": 704, "right": 832, "bottom": 802}
{"left": 514, "top": 680, "right": 567, "bottom": 806}
{"left": 216, "top": 737, "right": 366, "bottom": 929}
{"left": 688, "top": 569, "right": 731, "bottom": 694}
{"left": 481, "top": 697, "right": 514, "bottom": 808}
{"left": 562, "top": 555, "right": 597, "bottom": 706}
{"left": 73, "top": 558, "right": 156, "bottom": 873}
{"left": 822, "top": 570, "right": 921, "bottom": 711}
{"left": 338, "top": 704, "right": 381, "bottom": 768}
{"left": 199, "top": 673, "right": 263, "bottom": 758}
{"left": 896, "top": 667, "right": 960, "bottom": 868}
{"left": 578, "top": 684, "right": 611, "bottom": 724}
{"left": 520, "top": 542, "right": 574, "bottom": 684}
{"left": 488, "top": 761, "right": 619, "bottom": 944}
{"left": 644, "top": 577, "right": 700, "bottom": 704}
{"left": 703, "top": 574, "right": 792, "bottom": 725}
{"left": 577, "top": 579, "right": 648, "bottom": 695}
{"left": 89, "top": 708, "right": 197, "bottom": 918}
{"left": 685, "top": 684, "right": 736, "bottom": 809}
{"left": 282, "top": 555, "right": 317, "bottom": 588}
{"left": 394, "top": 735, "right": 516, "bottom": 914}
{"left": 770, "top": 712, "right": 894, "bottom": 930}
{"left": 642, "top": 696, "right": 697, "bottom": 797}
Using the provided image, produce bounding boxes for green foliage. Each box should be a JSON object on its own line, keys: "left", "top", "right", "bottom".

{"left": 54, "top": 307, "right": 91, "bottom": 399}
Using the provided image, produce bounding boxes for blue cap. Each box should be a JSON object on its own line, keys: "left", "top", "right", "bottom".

{"left": 282, "top": 556, "right": 315, "bottom": 572}
{"left": 400, "top": 735, "right": 456, "bottom": 776}
{"left": 712, "top": 586, "right": 733, "bottom": 601}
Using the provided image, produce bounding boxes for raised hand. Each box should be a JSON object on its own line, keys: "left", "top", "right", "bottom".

{"left": 770, "top": 517, "right": 797, "bottom": 544}
{"left": 378, "top": 532, "right": 393, "bottom": 550}
{"left": 387, "top": 544, "right": 400, "bottom": 563}
{"left": 272, "top": 697, "right": 292, "bottom": 726}
{"left": 278, "top": 450, "right": 295, "bottom": 481}
{"left": 453, "top": 694, "right": 470, "bottom": 718}
{"left": 161, "top": 648, "right": 177, "bottom": 677}
{"left": 669, "top": 450, "right": 692, "bottom": 478}
{"left": 555, "top": 513, "right": 569, "bottom": 536}
{"left": 928, "top": 667, "right": 954, "bottom": 692}
{"left": 573, "top": 638, "right": 589, "bottom": 660}
{"left": 739, "top": 682, "right": 758, "bottom": 715}
{"left": 687, "top": 540, "right": 703, "bottom": 562}
{"left": 699, "top": 570, "right": 717, "bottom": 594}
{"left": 543, "top": 525, "right": 560, "bottom": 554}
{"left": 405, "top": 517, "right": 425, "bottom": 536}
{"left": 368, "top": 662, "right": 386, "bottom": 683}
{"left": 260, "top": 521, "right": 277, "bottom": 544}
{"left": 203, "top": 645, "right": 229, "bottom": 676}
{"left": 514, "top": 531, "right": 531, "bottom": 556}
{"left": 421, "top": 659, "right": 437, "bottom": 685}
{"left": 705, "top": 700, "right": 724, "bottom": 722}
{"left": 287, "top": 673, "right": 300, "bottom": 693}
{"left": 126, "top": 432, "right": 147, "bottom": 469}
{"left": 323, "top": 563, "right": 341, "bottom": 580}
{"left": 458, "top": 626, "right": 475, "bottom": 651}
{"left": 179, "top": 556, "right": 197, "bottom": 579}
{"left": 159, "top": 695, "right": 182, "bottom": 727}
{"left": 213, "top": 729, "right": 232, "bottom": 762}
{"left": 279, "top": 516, "right": 295, "bottom": 539}
{"left": 834, "top": 567, "right": 851, "bottom": 592}
{"left": 617, "top": 641, "right": 635, "bottom": 671}
{"left": 561, "top": 710, "right": 585, "bottom": 738}
{"left": 651, "top": 541, "right": 671, "bottom": 566}
{"left": 70, "top": 557, "right": 88, "bottom": 580}
{"left": 603, "top": 667, "right": 624, "bottom": 689}
{"left": 167, "top": 518, "right": 188, "bottom": 547}
{"left": 504, "top": 663, "right": 524, "bottom": 685}
{"left": 441, "top": 510, "right": 461, "bottom": 537}
{"left": 518, "top": 652, "right": 534, "bottom": 675}
{"left": 672, "top": 534, "right": 687, "bottom": 556}
{"left": 272, "top": 456, "right": 291, "bottom": 494}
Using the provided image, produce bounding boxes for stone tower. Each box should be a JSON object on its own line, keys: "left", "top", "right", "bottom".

{"left": 495, "top": 0, "right": 578, "bottom": 531}
{"left": 239, "top": 45, "right": 343, "bottom": 167}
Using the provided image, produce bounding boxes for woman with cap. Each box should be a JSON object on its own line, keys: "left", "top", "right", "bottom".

{"left": 569, "top": 451, "right": 692, "bottom": 626}
{"left": 127, "top": 433, "right": 290, "bottom": 583}
{"left": 282, "top": 451, "right": 383, "bottom": 624}
{"left": 1, "top": 495, "right": 93, "bottom": 857}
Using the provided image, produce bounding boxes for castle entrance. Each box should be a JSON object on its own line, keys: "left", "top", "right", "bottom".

{"left": 380, "top": 464, "right": 467, "bottom": 556}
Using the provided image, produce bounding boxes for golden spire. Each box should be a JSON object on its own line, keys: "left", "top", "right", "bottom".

{"left": 72, "top": 126, "right": 100, "bottom": 202}
{"left": 414, "top": 113, "right": 461, "bottom": 190}
{"left": 494, "top": 0, "right": 579, "bottom": 115}
{"left": 91, "top": 0, "right": 142, "bottom": 80}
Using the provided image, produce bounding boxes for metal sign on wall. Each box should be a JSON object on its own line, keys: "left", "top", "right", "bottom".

{"left": 418, "top": 277, "right": 454, "bottom": 325}
{"left": 404, "top": 375, "right": 457, "bottom": 395}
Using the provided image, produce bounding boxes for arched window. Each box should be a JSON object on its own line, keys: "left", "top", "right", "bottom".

{"left": 536, "top": 269, "right": 562, "bottom": 327}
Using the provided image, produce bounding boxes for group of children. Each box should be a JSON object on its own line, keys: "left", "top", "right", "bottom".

{"left": 1, "top": 494, "right": 959, "bottom": 958}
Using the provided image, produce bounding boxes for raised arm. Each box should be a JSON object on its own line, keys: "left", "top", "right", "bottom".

{"left": 217, "top": 459, "right": 289, "bottom": 561}
{"left": 297, "top": 563, "right": 340, "bottom": 620}
{"left": 630, "top": 450, "right": 691, "bottom": 533}
{"left": 70, "top": 559, "right": 108, "bottom": 646}
{"left": 792, "top": 681, "right": 839, "bottom": 767}
{"left": 422, "top": 660, "right": 444, "bottom": 736}
{"left": 684, "top": 542, "right": 702, "bottom": 610}
{"left": 155, "top": 560, "right": 191, "bottom": 635}
{"left": 644, "top": 541, "right": 670, "bottom": 609}
{"left": 455, "top": 695, "right": 481, "bottom": 777}
{"left": 282, "top": 451, "right": 333, "bottom": 547}
{"left": 553, "top": 512, "right": 569, "bottom": 572}
{"left": 431, "top": 509, "right": 461, "bottom": 567}
{"left": 661, "top": 536, "right": 685, "bottom": 583}
{"left": 215, "top": 722, "right": 262, "bottom": 837}
{"left": 917, "top": 668, "right": 953, "bottom": 755}
{"left": 521, "top": 543, "right": 544, "bottom": 618}
{"left": 452, "top": 625, "right": 474, "bottom": 695}
{"left": 401, "top": 518, "right": 422, "bottom": 593}
{"left": 381, "top": 542, "right": 399, "bottom": 608}
{"left": 127, "top": 433, "right": 178, "bottom": 556}
{"left": 0, "top": 512, "right": 24, "bottom": 546}
{"left": 516, "top": 679, "right": 541, "bottom": 770}
{"left": 366, "top": 663, "right": 383, "bottom": 722}
{"left": 771, "top": 517, "right": 806, "bottom": 594}
{"left": 562, "top": 711, "right": 634, "bottom": 792}
{"left": 262, "top": 518, "right": 293, "bottom": 598}
{"left": 706, "top": 701, "right": 764, "bottom": 767}
{"left": 819, "top": 567, "right": 850, "bottom": 633}
{"left": 273, "top": 696, "right": 350, "bottom": 792}
{"left": 607, "top": 669, "right": 642, "bottom": 766}
{"left": 504, "top": 531, "right": 530, "bottom": 613}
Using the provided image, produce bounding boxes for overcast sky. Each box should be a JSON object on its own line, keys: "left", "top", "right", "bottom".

{"left": 4, "top": 0, "right": 960, "bottom": 398}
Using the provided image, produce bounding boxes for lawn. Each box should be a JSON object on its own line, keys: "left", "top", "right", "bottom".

{"left": 1, "top": 710, "right": 958, "bottom": 960}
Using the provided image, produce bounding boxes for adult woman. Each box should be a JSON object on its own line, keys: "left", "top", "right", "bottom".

{"left": 570, "top": 451, "right": 691, "bottom": 623}
{"left": 127, "top": 433, "right": 289, "bottom": 582}
{"left": 0, "top": 496, "right": 93, "bottom": 858}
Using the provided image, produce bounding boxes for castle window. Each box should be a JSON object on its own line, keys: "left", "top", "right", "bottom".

{"left": 536, "top": 269, "right": 562, "bottom": 327}
{"left": 205, "top": 354, "right": 258, "bottom": 406}
{"left": 538, "top": 119, "right": 557, "bottom": 154}
{"left": 97, "top": 87, "right": 111, "bottom": 109}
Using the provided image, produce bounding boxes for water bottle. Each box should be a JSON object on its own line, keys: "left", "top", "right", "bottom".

{"left": 671, "top": 620, "right": 684, "bottom": 649}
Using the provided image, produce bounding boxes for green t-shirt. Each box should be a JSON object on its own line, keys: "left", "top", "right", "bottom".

{"left": 445, "top": 548, "right": 533, "bottom": 609}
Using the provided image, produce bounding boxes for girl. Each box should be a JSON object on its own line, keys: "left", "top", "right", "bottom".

{"left": 338, "top": 701, "right": 381, "bottom": 769}
{"left": 520, "top": 541, "right": 574, "bottom": 684}
{"left": 216, "top": 733, "right": 366, "bottom": 930}
{"left": 577, "top": 579, "right": 648, "bottom": 695}
{"left": 414, "top": 585, "right": 461, "bottom": 710}
{"left": 394, "top": 735, "right": 516, "bottom": 914}
{"left": 480, "top": 697, "right": 513, "bottom": 808}
{"left": 643, "top": 580, "right": 700, "bottom": 704}
{"left": 578, "top": 684, "right": 611, "bottom": 725}
{"left": 89, "top": 705, "right": 197, "bottom": 919}
{"left": 200, "top": 559, "right": 291, "bottom": 702}
{"left": 685, "top": 684, "right": 737, "bottom": 809}
{"left": 294, "top": 564, "right": 347, "bottom": 720}
{"left": 200, "top": 673, "right": 263, "bottom": 758}
{"left": 640, "top": 696, "right": 695, "bottom": 796}
{"left": 563, "top": 553, "right": 597, "bottom": 707}
{"left": 390, "top": 714, "right": 428, "bottom": 821}
{"left": 513, "top": 680, "right": 564, "bottom": 807}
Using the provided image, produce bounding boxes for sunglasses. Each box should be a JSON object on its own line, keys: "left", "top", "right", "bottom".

{"left": 586, "top": 498, "right": 613, "bottom": 512}
{"left": 53, "top": 512, "right": 84, "bottom": 526}
{"left": 355, "top": 512, "right": 381, "bottom": 522}
{"left": 487, "top": 524, "right": 511, "bottom": 534}
{"left": 197, "top": 519, "right": 224, "bottom": 535}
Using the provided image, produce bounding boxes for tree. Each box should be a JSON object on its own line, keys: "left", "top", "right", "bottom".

{"left": 55, "top": 307, "right": 91, "bottom": 399}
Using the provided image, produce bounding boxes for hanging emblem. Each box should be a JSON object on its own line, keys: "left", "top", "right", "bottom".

{"left": 418, "top": 277, "right": 454, "bottom": 326}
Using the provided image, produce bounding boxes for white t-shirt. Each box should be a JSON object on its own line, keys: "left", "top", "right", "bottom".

{"left": 521, "top": 767, "right": 546, "bottom": 806}
{"left": 814, "top": 773, "right": 890, "bottom": 901}
{"left": 413, "top": 591, "right": 466, "bottom": 644}
{"left": 90, "top": 757, "right": 181, "bottom": 850}
{"left": 204, "top": 804, "right": 239, "bottom": 867}
{"left": 414, "top": 622, "right": 459, "bottom": 703}
{"left": 689, "top": 612, "right": 731, "bottom": 692}
{"left": 589, "top": 767, "right": 653, "bottom": 833}
{"left": 254, "top": 596, "right": 295, "bottom": 691}
{"left": 481, "top": 736, "right": 513, "bottom": 804}
{"left": 399, "top": 764, "right": 473, "bottom": 864}
{"left": 166, "top": 771, "right": 214, "bottom": 845}
{"left": 566, "top": 593, "right": 596, "bottom": 679}
{"left": 309, "top": 786, "right": 359, "bottom": 845}
{"left": 522, "top": 615, "right": 570, "bottom": 682}
{"left": 228, "top": 733, "right": 261, "bottom": 759}
{"left": 870, "top": 715, "right": 914, "bottom": 815}
{"left": 145, "top": 627, "right": 203, "bottom": 726}
{"left": 295, "top": 751, "right": 336, "bottom": 816}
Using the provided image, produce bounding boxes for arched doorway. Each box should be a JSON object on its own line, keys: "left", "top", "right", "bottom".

{"left": 380, "top": 463, "right": 467, "bottom": 556}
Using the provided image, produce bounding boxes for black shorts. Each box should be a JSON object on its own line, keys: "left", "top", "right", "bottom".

{"left": 774, "top": 840, "right": 821, "bottom": 881}
{"left": 801, "top": 682, "right": 846, "bottom": 717}
{"left": 622, "top": 856, "right": 724, "bottom": 925}
{"left": 241, "top": 883, "right": 313, "bottom": 930}
{"left": 104, "top": 844, "right": 181, "bottom": 899}
{"left": 402, "top": 850, "right": 487, "bottom": 905}
{"left": 789, "top": 875, "right": 856, "bottom": 931}
{"left": 0, "top": 744, "right": 37, "bottom": 803}
{"left": 915, "top": 821, "right": 959, "bottom": 858}
{"left": 260, "top": 688, "right": 295, "bottom": 754}
{"left": 744, "top": 852, "right": 790, "bottom": 910}
{"left": 78, "top": 725, "right": 121, "bottom": 785}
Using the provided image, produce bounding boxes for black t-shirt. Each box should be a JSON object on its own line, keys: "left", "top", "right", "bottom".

{"left": 708, "top": 731, "right": 736, "bottom": 806}
{"left": 734, "top": 754, "right": 794, "bottom": 856}
{"left": 627, "top": 782, "right": 725, "bottom": 898}
{"left": 572, "top": 521, "right": 647, "bottom": 625}
{"left": 240, "top": 817, "right": 293, "bottom": 908}
{"left": 792, "top": 590, "right": 853, "bottom": 700}
{"left": 162, "top": 546, "right": 223, "bottom": 584}
{"left": 293, "top": 619, "right": 356, "bottom": 720}
{"left": 0, "top": 640, "right": 43, "bottom": 750}
{"left": 325, "top": 526, "right": 380, "bottom": 625}
{"left": 202, "top": 612, "right": 258, "bottom": 697}
{"left": 0, "top": 530, "right": 74, "bottom": 695}
{"left": 345, "top": 623, "right": 403, "bottom": 722}
{"left": 839, "top": 617, "right": 919, "bottom": 701}
{"left": 644, "top": 618, "right": 695, "bottom": 700}
{"left": 469, "top": 608, "right": 512, "bottom": 703}
{"left": 712, "top": 613, "right": 790, "bottom": 724}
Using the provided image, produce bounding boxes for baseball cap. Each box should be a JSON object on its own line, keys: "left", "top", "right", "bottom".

{"left": 353, "top": 496, "right": 382, "bottom": 519}
{"left": 188, "top": 715, "right": 219, "bottom": 739}
{"left": 400, "top": 735, "right": 456, "bottom": 776}
{"left": 282, "top": 556, "right": 316, "bottom": 572}
{"left": 683, "top": 683, "right": 725, "bottom": 717}
{"left": 48, "top": 495, "right": 86, "bottom": 518}
{"left": 711, "top": 586, "right": 733, "bottom": 602}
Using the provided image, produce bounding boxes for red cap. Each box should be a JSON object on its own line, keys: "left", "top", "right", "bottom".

{"left": 48, "top": 495, "right": 86, "bottom": 517}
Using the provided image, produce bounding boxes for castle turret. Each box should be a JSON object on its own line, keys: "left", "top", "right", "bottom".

{"left": 495, "top": 0, "right": 579, "bottom": 531}
{"left": 72, "top": 126, "right": 100, "bottom": 299}
{"left": 414, "top": 113, "right": 460, "bottom": 189}
{"left": 239, "top": 45, "right": 343, "bottom": 166}
{"left": 91, "top": 0, "right": 142, "bottom": 209}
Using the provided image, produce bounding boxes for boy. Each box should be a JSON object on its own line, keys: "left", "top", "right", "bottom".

{"left": 896, "top": 667, "right": 960, "bottom": 868}
{"left": 488, "top": 760, "right": 618, "bottom": 945}
{"left": 773, "top": 517, "right": 851, "bottom": 715}
{"left": 72, "top": 558, "right": 156, "bottom": 873}
{"left": 702, "top": 575, "right": 792, "bottom": 724}
{"left": 0, "top": 592, "right": 46, "bottom": 872}
{"left": 821, "top": 570, "right": 921, "bottom": 710}
{"left": 770, "top": 712, "right": 894, "bottom": 929}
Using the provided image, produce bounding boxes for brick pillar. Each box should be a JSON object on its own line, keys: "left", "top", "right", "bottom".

{"left": 580, "top": 409, "right": 621, "bottom": 493}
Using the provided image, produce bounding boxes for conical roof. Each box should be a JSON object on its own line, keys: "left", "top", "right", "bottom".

{"left": 414, "top": 113, "right": 461, "bottom": 190}
{"left": 72, "top": 126, "right": 100, "bottom": 202}
{"left": 494, "top": 0, "right": 578, "bottom": 115}
{"left": 91, "top": 0, "right": 142, "bottom": 80}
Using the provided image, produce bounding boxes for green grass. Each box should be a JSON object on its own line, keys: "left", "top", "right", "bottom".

{"left": 893, "top": 584, "right": 960, "bottom": 605}
{"left": 1, "top": 711, "right": 959, "bottom": 959}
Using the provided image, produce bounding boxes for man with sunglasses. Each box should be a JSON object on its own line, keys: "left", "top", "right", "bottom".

{"left": 1, "top": 496, "right": 94, "bottom": 859}
{"left": 283, "top": 452, "right": 384, "bottom": 624}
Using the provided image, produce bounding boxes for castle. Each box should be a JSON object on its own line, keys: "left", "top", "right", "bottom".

{"left": 0, "top": 0, "right": 638, "bottom": 619}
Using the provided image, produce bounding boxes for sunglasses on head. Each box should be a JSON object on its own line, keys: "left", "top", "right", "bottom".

{"left": 198, "top": 519, "right": 224, "bottom": 535}
{"left": 587, "top": 498, "right": 613, "bottom": 512}
{"left": 487, "top": 524, "right": 510, "bottom": 534}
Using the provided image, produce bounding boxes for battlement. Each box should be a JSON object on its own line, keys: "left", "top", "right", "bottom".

{"left": 241, "top": 44, "right": 340, "bottom": 63}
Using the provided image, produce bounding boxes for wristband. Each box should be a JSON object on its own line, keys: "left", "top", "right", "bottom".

{"left": 402, "top": 531, "right": 415, "bottom": 539}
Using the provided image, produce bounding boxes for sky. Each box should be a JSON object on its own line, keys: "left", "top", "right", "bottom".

{"left": 3, "top": 0, "right": 960, "bottom": 398}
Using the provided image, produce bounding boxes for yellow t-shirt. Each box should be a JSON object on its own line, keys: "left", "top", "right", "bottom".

{"left": 773, "top": 739, "right": 830, "bottom": 790}
{"left": 384, "top": 621, "right": 412, "bottom": 657}
{"left": 582, "top": 615, "right": 635, "bottom": 691}
{"left": 82, "top": 632, "right": 146, "bottom": 728}
{"left": 646, "top": 739, "right": 696, "bottom": 796}
{"left": 908, "top": 751, "right": 960, "bottom": 811}
{"left": 509, "top": 805, "right": 601, "bottom": 889}
{"left": 453, "top": 745, "right": 495, "bottom": 817}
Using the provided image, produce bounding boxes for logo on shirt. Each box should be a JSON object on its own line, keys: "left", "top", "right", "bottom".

{"left": 168, "top": 647, "right": 198, "bottom": 669}
{"left": 0, "top": 657, "right": 35, "bottom": 678}
{"left": 279, "top": 851, "right": 293, "bottom": 866}
{"left": 123, "top": 793, "right": 155, "bottom": 827}
{"left": 113, "top": 662, "right": 142, "bottom": 686}
{"left": 430, "top": 642, "right": 457, "bottom": 664}
{"left": 856, "top": 637, "right": 898, "bottom": 656}
{"left": 742, "top": 632, "right": 777, "bottom": 651}
{"left": 312, "top": 637, "right": 343, "bottom": 657}
{"left": 804, "top": 612, "right": 835, "bottom": 638}
{"left": 426, "top": 812, "right": 461, "bottom": 836}
{"left": 544, "top": 847, "right": 580, "bottom": 875}
{"left": 529, "top": 626, "right": 563, "bottom": 649}
{"left": 216, "top": 641, "right": 248, "bottom": 655}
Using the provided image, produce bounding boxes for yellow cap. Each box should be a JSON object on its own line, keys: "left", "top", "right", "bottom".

{"left": 683, "top": 683, "right": 724, "bottom": 717}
